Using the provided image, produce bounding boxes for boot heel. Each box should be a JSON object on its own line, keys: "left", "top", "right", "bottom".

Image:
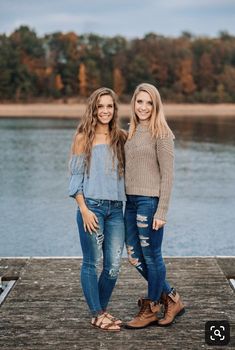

{"left": 176, "top": 308, "right": 185, "bottom": 317}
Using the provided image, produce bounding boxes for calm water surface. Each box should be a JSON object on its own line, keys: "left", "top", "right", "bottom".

{"left": 0, "top": 117, "right": 234, "bottom": 256}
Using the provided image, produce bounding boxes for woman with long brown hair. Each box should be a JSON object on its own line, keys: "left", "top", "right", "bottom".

{"left": 69, "top": 87, "right": 126, "bottom": 331}
{"left": 124, "top": 83, "right": 185, "bottom": 329}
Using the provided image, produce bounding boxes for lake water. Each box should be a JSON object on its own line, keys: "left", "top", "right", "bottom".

{"left": 0, "top": 116, "right": 234, "bottom": 257}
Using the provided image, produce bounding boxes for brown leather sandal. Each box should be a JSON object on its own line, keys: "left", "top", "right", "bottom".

{"left": 91, "top": 313, "right": 121, "bottom": 332}
{"left": 104, "top": 312, "right": 122, "bottom": 326}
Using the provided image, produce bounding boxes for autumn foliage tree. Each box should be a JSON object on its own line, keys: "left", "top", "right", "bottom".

{"left": 1, "top": 26, "right": 235, "bottom": 102}
{"left": 176, "top": 58, "right": 196, "bottom": 95}
{"left": 113, "top": 67, "right": 125, "bottom": 96}
{"left": 55, "top": 74, "right": 64, "bottom": 91}
{"left": 78, "top": 63, "right": 87, "bottom": 97}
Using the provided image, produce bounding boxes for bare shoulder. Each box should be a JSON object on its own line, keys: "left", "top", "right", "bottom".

{"left": 72, "top": 133, "right": 86, "bottom": 154}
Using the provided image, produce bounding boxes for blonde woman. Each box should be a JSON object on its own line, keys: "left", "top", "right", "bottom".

{"left": 124, "top": 83, "right": 185, "bottom": 329}
{"left": 69, "top": 87, "right": 126, "bottom": 331}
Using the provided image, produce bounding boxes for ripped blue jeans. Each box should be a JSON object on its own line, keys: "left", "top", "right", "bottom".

{"left": 77, "top": 198, "right": 125, "bottom": 316}
{"left": 124, "top": 195, "right": 171, "bottom": 302}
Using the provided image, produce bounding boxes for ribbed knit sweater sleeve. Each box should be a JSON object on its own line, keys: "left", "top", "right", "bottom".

{"left": 154, "top": 136, "right": 174, "bottom": 221}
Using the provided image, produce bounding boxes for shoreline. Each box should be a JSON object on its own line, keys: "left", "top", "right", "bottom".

{"left": 0, "top": 103, "right": 235, "bottom": 118}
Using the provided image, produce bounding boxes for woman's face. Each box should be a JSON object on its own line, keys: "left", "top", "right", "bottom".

{"left": 134, "top": 91, "right": 153, "bottom": 122}
{"left": 96, "top": 94, "right": 114, "bottom": 125}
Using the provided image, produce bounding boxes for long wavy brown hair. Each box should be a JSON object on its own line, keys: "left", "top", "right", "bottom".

{"left": 128, "top": 83, "right": 174, "bottom": 139}
{"left": 71, "top": 87, "right": 126, "bottom": 177}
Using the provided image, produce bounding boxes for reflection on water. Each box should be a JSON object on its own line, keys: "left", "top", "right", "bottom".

{"left": 120, "top": 116, "right": 235, "bottom": 145}
{"left": 1, "top": 116, "right": 235, "bottom": 146}
{"left": 0, "top": 117, "right": 234, "bottom": 256}
{"left": 169, "top": 117, "right": 235, "bottom": 145}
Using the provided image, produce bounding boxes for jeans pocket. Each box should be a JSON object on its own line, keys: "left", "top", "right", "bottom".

{"left": 85, "top": 198, "right": 101, "bottom": 207}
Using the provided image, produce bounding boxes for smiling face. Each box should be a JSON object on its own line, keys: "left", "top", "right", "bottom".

{"left": 96, "top": 94, "right": 114, "bottom": 125}
{"left": 134, "top": 90, "right": 153, "bottom": 123}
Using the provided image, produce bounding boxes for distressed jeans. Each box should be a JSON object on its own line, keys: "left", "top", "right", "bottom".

{"left": 77, "top": 198, "right": 125, "bottom": 316}
{"left": 124, "top": 195, "right": 171, "bottom": 302}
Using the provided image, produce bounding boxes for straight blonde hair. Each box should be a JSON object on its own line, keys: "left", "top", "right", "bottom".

{"left": 128, "top": 83, "right": 174, "bottom": 139}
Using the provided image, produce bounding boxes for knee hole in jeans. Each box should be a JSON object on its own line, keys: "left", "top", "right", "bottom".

{"left": 139, "top": 235, "right": 150, "bottom": 247}
{"left": 107, "top": 247, "right": 122, "bottom": 278}
{"left": 126, "top": 244, "right": 143, "bottom": 269}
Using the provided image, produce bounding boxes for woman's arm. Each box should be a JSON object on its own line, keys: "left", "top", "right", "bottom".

{"left": 75, "top": 194, "right": 99, "bottom": 234}
{"left": 69, "top": 133, "right": 99, "bottom": 234}
{"left": 153, "top": 136, "right": 174, "bottom": 227}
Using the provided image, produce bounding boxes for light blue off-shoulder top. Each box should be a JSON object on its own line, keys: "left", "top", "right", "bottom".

{"left": 69, "top": 144, "right": 126, "bottom": 201}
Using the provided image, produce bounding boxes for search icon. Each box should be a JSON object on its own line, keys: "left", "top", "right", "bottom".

{"left": 214, "top": 329, "right": 221, "bottom": 337}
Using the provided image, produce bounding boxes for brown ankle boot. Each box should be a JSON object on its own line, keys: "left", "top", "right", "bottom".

{"left": 125, "top": 298, "right": 160, "bottom": 329}
{"left": 158, "top": 289, "right": 185, "bottom": 326}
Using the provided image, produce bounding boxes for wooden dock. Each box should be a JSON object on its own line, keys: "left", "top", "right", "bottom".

{"left": 0, "top": 257, "right": 234, "bottom": 350}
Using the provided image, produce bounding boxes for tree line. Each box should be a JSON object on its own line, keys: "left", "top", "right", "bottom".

{"left": 0, "top": 26, "right": 235, "bottom": 102}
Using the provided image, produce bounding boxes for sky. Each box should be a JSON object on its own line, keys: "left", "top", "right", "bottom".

{"left": 0, "top": 0, "right": 235, "bottom": 38}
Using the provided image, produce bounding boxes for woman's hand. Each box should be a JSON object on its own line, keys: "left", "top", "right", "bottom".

{"left": 80, "top": 207, "right": 99, "bottom": 234}
{"left": 152, "top": 218, "right": 166, "bottom": 231}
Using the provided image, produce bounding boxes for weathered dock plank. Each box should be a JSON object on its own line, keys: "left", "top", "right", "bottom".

{"left": 0, "top": 257, "right": 234, "bottom": 350}
{"left": 216, "top": 257, "right": 235, "bottom": 279}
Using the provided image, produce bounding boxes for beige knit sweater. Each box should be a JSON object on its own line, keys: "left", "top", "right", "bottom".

{"left": 124, "top": 124, "right": 174, "bottom": 221}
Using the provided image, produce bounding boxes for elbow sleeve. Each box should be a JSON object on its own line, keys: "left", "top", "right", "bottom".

{"left": 68, "top": 154, "right": 85, "bottom": 198}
